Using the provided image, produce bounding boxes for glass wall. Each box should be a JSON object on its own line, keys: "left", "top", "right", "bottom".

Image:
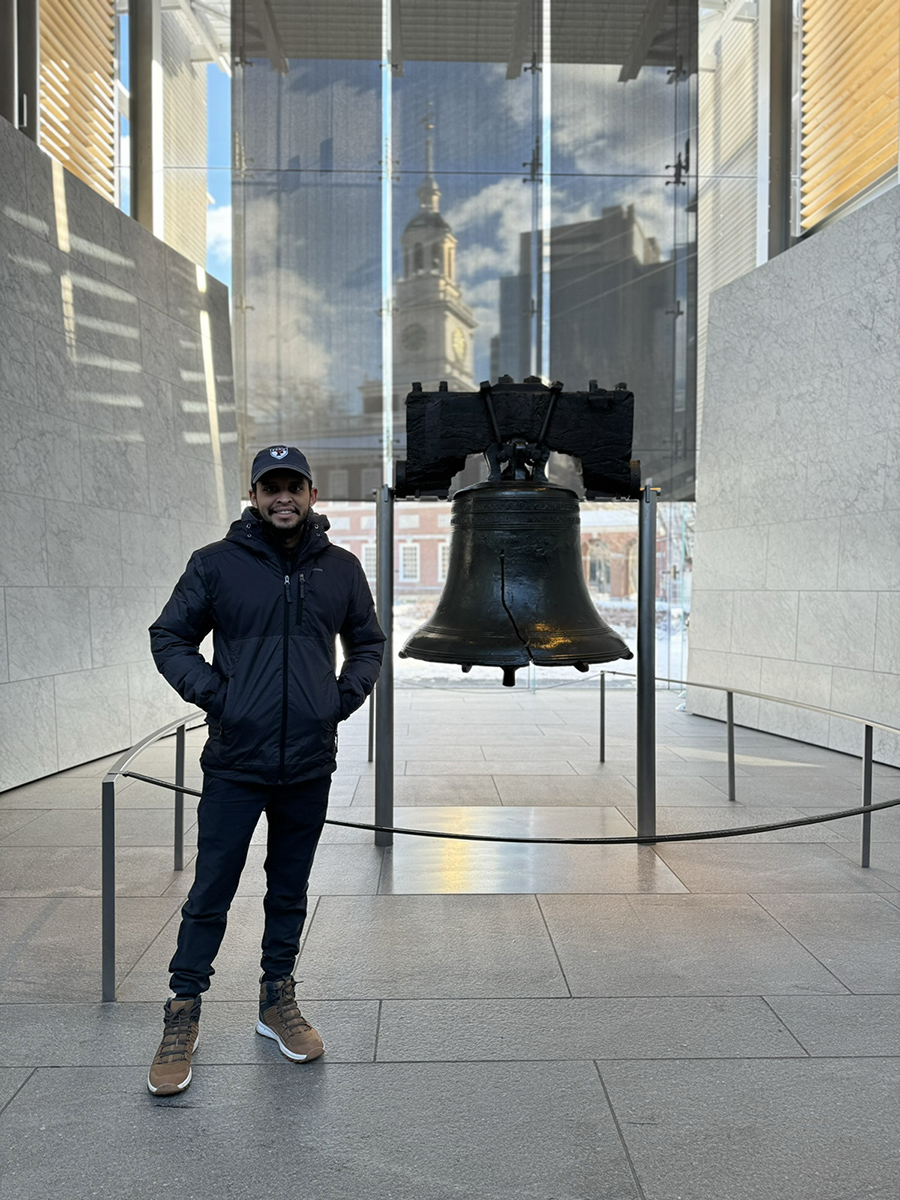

{"left": 233, "top": 0, "right": 698, "bottom": 503}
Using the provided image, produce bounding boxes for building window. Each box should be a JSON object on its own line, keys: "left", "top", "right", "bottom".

{"left": 362, "top": 543, "right": 377, "bottom": 582}
{"left": 438, "top": 541, "right": 451, "bottom": 582}
{"left": 327, "top": 469, "right": 349, "bottom": 498}
{"left": 399, "top": 542, "right": 420, "bottom": 582}
{"left": 398, "top": 512, "right": 420, "bottom": 529}
{"left": 414, "top": 242, "right": 424, "bottom": 273}
{"left": 361, "top": 469, "right": 382, "bottom": 498}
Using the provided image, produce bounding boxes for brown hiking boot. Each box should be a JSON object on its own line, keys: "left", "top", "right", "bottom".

{"left": 147, "top": 997, "right": 201, "bottom": 1095}
{"left": 257, "top": 976, "right": 324, "bottom": 1062}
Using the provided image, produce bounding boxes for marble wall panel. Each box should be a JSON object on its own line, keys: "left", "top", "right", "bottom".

{"left": 45, "top": 503, "right": 123, "bottom": 588}
{"left": 0, "top": 496, "right": 48, "bottom": 587}
{"left": 691, "top": 525, "right": 768, "bottom": 592}
{"left": 874, "top": 594, "right": 900, "bottom": 676}
{"left": 730, "top": 590, "right": 798, "bottom": 660}
{"left": 0, "top": 118, "right": 237, "bottom": 789}
{"left": 78, "top": 426, "right": 151, "bottom": 515}
{"left": 54, "top": 665, "right": 132, "bottom": 770}
{"left": 0, "top": 590, "right": 7, "bottom": 682}
{"left": 686, "top": 648, "right": 762, "bottom": 726}
{"left": 0, "top": 301, "right": 36, "bottom": 409}
{"left": 89, "top": 587, "right": 161, "bottom": 667}
{"left": 837, "top": 512, "right": 900, "bottom": 593}
{"left": 0, "top": 678, "right": 58, "bottom": 790}
{"left": 692, "top": 182, "right": 900, "bottom": 765}
{"left": 687, "top": 589, "right": 734, "bottom": 653}
{"left": 765, "top": 519, "right": 839, "bottom": 592}
{"left": 6, "top": 587, "right": 92, "bottom": 680}
{"left": 119, "top": 513, "right": 186, "bottom": 588}
{"left": 796, "top": 591, "right": 877, "bottom": 672}
{"left": 0, "top": 114, "right": 29, "bottom": 227}
{"left": 127, "top": 659, "right": 197, "bottom": 746}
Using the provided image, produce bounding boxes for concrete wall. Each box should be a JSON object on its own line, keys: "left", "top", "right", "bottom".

{"left": 689, "top": 184, "right": 900, "bottom": 764}
{"left": 0, "top": 117, "right": 238, "bottom": 791}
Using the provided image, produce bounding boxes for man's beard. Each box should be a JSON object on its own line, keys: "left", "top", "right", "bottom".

{"left": 262, "top": 511, "right": 308, "bottom": 543}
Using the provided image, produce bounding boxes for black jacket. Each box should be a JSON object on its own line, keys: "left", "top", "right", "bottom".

{"left": 149, "top": 507, "right": 385, "bottom": 784}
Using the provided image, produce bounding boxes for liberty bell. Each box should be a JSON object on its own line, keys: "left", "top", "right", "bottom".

{"left": 396, "top": 377, "right": 639, "bottom": 687}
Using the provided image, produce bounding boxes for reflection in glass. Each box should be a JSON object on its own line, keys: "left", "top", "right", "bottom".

{"left": 233, "top": 0, "right": 697, "bottom": 502}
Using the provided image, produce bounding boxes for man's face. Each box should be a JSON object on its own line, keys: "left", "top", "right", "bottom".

{"left": 250, "top": 471, "right": 318, "bottom": 534}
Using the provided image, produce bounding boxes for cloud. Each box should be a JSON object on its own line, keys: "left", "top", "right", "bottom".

{"left": 206, "top": 202, "right": 232, "bottom": 261}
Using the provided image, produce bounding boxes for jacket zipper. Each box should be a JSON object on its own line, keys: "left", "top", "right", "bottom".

{"left": 279, "top": 571, "right": 290, "bottom": 783}
{"left": 297, "top": 572, "right": 305, "bottom": 625}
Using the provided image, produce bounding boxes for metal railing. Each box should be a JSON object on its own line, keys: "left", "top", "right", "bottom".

{"left": 100, "top": 677, "right": 900, "bottom": 1001}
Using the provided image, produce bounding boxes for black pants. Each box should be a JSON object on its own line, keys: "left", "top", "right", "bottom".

{"left": 168, "top": 774, "right": 331, "bottom": 997}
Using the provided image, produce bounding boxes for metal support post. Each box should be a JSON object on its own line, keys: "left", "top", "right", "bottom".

{"left": 861, "top": 724, "right": 873, "bottom": 868}
{"left": 374, "top": 484, "right": 394, "bottom": 847}
{"left": 101, "top": 778, "right": 116, "bottom": 1002}
{"left": 0, "top": 0, "right": 16, "bottom": 128}
{"left": 130, "top": 0, "right": 163, "bottom": 236}
{"left": 768, "top": 0, "right": 794, "bottom": 258}
{"left": 726, "top": 691, "right": 736, "bottom": 802}
{"left": 636, "top": 486, "right": 657, "bottom": 838}
{"left": 174, "top": 723, "right": 185, "bottom": 871}
{"left": 367, "top": 691, "right": 375, "bottom": 763}
{"left": 599, "top": 671, "right": 606, "bottom": 764}
{"left": 16, "top": 0, "right": 39, "bottom": 141}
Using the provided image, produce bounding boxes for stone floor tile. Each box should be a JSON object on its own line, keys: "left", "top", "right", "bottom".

{"left": 598, "top": 1058, "right": 900, "bottom": 1200}
{"left": 0, "top": 811, "right": 44, "bottom": 839}
{"left": 0, "top": 846, "right": 196, "bottom": 898}
{"left": 0, "top": 778, "right": 103, "bottom": 809}
{"left": 765, "top": 995, "right": 900, "bottom": 1056}
{"left": 352, "top": 776, "right": 502, "bottom": 805}
{"left": 538, "top": 894, "right": 847, "bottom": 996}
{"left": 378, "top": 839, "right": 686, "bottom": 895}
{"left": 0, "top": 1062, "right": 638, "bottom": 1200}
{"left": 0, "top": 807, "right": 199, "bottom": 847}
{"left": 494, "top": 774, "right": 635, "bottom": 805}
{"left": 0, "top": 999, "right": 378, "bottom": 1066}
{"left": 753, "top": 893, "right": 900, "bottom": 993}
{"left": 653, "top": 843, "right": 897, "bottom": 893}
{"left": 618, "top": 804, "right": 847, "bottom": 843}
{"left": 161, "top": 844, "right": 383, "bottom": 898}
{"left": 404, "top": 758, "right": 578, "bottom": 776}
{"left": 620, "top": 777, "right": 733, "bottom": 804}
{"left": 0, "top": 897, "right": 182, "bottom": 1001}
{"left": 0, "top": 1069, "right": 31, "bottom": 1110}
{"left": 297, "top": 894, "right": 569, "bottom": 998}
{"left": 376, "top": 996, "right": 806, "bottom": 1061}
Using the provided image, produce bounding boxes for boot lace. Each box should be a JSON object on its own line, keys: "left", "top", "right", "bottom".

{"left": 275, "top": 979, "right": 312, "bottom": 1035}
{"left": 156, "top": 1005, "right": 195, "bottom": 1064}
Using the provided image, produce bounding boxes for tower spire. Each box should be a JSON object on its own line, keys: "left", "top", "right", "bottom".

{"left": 418, "top": 104, "right": 440, "bottom": 213}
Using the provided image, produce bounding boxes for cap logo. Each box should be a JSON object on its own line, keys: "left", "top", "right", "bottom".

{"left": 269, "top": 446, "right": 289, "bottom": 460}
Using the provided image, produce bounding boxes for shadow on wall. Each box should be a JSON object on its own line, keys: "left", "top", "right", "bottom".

{"left": 0, "top": 114, "right": 239, "bottom": 790}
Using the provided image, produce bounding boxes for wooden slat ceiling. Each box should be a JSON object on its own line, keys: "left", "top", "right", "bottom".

{"left": 238, "top": 0, "right": 689, "bottom": 71}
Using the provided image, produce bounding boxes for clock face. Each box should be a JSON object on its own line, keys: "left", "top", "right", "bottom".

{"left": 451, "top": 327, "right": 467, "bottom": 360}
{"left": 401, "top": 323, "right": 427, "bottom": 352}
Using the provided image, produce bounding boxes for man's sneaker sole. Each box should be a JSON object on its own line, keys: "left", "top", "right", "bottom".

{"left": 255, "top": 1019, "right": 323, "bottom": 1062}
{"left": 147, "top": 1031, "right": 199, "bottom": 1096}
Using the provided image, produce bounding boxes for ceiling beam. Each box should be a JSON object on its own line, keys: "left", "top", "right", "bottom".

{"left": 506, "top": 0, "right": 532, "bottom": 79}
{"left": 390, "top": 0, "right": 404, "bottom": 76}
{"left": 618, "top": 0, "right": 669, "bottom": 82}
{"left": 247, "top": 0, "right": 288, "bottom": 75}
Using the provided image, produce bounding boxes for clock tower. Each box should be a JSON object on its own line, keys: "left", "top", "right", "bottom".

{"left": 393, "top": 117, "right": 477, "bottom": 392}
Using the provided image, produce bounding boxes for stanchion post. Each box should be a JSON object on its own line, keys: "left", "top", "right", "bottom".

{"left": 375, "top": 484, "right": 394, "bottom": 847}
{"left": 861, "top": 723, "right": 873, "bottom": 868}
{"left": 636, "top": 486, "right": 657, "bottom": 838}
{"left": 101, "top": 778, "right": 116, "bottom": 1002}
{"left": 174, "top": 722, "right": 185, "bottom": 871}
{"left": 367, "top": 691, "right": 375, "bottom": 764}
{"left": 599, "top": 671, "right": 606, "bottom": 765}
{"left": 726, "top": 691, "right": 736, "bottom": 802}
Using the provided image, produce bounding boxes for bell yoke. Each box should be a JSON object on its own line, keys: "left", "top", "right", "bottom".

{"left": 397, "top": 376, "right": 640, "bottom": 686}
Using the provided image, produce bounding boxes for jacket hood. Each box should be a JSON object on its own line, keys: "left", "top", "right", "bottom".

{"left": 226, "top": 506, "right": 332, "bottom": 561}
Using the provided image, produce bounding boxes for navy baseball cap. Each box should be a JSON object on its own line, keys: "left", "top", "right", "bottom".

{"left": 250, "top": 445, "right": 314, "bottom": 487}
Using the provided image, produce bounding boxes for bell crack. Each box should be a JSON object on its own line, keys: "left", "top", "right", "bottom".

{"left": 499, "top": 551, "right": 533, "bottom": 662}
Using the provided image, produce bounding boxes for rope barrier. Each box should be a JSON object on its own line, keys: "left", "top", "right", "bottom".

{"left": 122, "top": 770, "right": 900, "bottom": 846}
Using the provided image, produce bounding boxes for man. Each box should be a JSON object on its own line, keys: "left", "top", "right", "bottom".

{"left": 146, "top": 445, "right": 384, "bottom": 1096}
